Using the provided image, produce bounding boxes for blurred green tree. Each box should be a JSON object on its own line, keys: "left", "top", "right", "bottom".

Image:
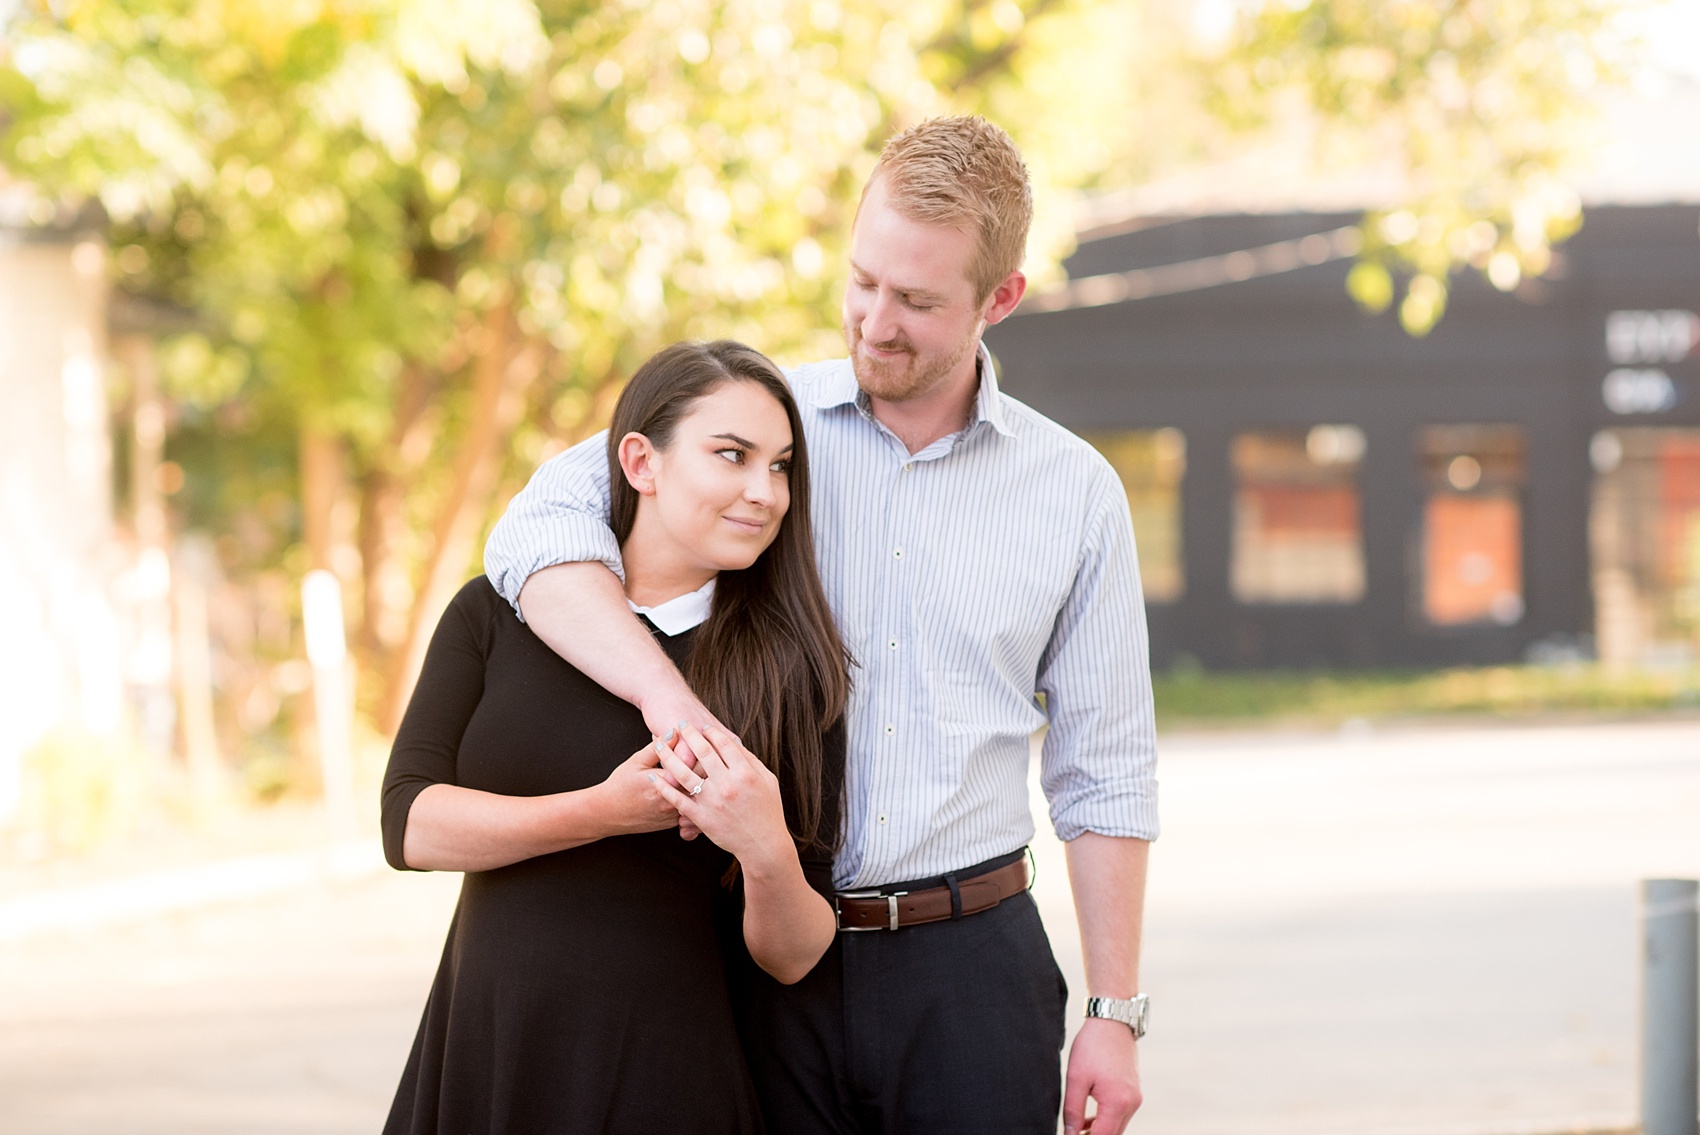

{"left": 0, "top": 0, "right": 1638, "bottom": 746}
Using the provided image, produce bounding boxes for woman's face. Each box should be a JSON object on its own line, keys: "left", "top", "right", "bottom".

{"left": 621, "top": 379, "right": 794, "bottom": 574}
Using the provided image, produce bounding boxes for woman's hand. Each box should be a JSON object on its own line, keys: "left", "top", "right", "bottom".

{"left": 590, "top": 739, "right": 685, "bottom": 836}
{"left": 652, "top": 721, "right": 835, "bottom": 984}
{"left": 401, "top": 749, "right": 678, "bottom": 873}
{"left": 649, "top": 722, "right": 794, "bottom": 873}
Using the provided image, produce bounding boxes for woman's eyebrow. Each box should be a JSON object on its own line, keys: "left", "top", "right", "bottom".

{"left": 710, "top": 432, "right": 794, "bottom": 455}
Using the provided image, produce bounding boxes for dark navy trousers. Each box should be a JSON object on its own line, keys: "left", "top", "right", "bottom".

{"left": 731, "top": 855, "right": 1069, "bottom": 1134}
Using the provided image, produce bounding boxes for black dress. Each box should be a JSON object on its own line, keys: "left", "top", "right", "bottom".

{"left": 380, "top": 578, "right": 840, "bottom": 1135}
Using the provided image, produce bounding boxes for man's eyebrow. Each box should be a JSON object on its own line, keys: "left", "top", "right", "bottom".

{"left": 710, "top": 433, "right": 795, "bottom": 455}
{"left": 848, "top": 259, "right": 948, "bottom": 302}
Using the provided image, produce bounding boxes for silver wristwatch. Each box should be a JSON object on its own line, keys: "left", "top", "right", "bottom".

{"left": 1085, "top": 994, "right": 1149, "bottom": 1038}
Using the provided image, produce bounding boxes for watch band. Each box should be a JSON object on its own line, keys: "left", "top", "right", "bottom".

{"left": 1085, "top": 994, "right": 1149, "bottom": 1038}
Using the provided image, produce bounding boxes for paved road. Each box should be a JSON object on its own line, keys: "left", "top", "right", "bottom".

{"left": 3, "top": 717, "right": 1696, "bottom": 1134}
{"left": 1031, "top": 717, "right": 1700, "bottom": 1135}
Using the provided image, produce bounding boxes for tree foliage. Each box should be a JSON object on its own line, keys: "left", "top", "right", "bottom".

{"left": 0, "top": 0, "right": 1641, "bottom": 752}
{"left": 0, "top": 0, "right": 1106, "bottom": 732}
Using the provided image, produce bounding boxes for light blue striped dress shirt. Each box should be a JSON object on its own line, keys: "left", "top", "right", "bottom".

{"left": 484, "top": 345, "right": 1159, "bottom": 888}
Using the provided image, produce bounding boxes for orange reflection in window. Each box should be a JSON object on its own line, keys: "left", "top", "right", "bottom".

{"left": 1424, "top": 494, "right": 1522, "bottom": 625}
{"left": 1231, "top": 428, "right": 1365, "bottom": 604}
{"left": 1244, "top": 485, "right": 1359, "bottom": 535}
{"left": 1657, "top": 439, "right": 1700, "bottom": 593}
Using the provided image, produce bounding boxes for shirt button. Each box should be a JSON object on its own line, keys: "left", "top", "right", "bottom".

{"left": 893, "top": 548, "right": 903, "bottom": 559}
{"left": 878, "top": 813, "right": 888, "bottom": 824}
{"left": 884, "top": 724, "right": 894, "bottom": 734}
{"left": 902, "top": 463, "right": 913, "bottom": 472}
{"left": 887, "top": 640, "right": 898, "bottom": 650}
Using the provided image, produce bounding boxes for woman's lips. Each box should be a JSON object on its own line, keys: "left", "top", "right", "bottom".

{"left": 722, "top": 515, "right": 765, "bottom": 535}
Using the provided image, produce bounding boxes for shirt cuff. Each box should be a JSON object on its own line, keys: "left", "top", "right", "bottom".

{"left": 1049, "top": 784, "right": 1161, "bottom": 843}
{"left": 487, "top": 517, "right": 626, "bottom": 621}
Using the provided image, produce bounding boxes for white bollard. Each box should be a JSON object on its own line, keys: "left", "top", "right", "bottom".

{"left": 302, "top": 571, "right": 357, "bottom": 836}
{"left": 1642, "top": 878, "right": 1699, "bottom": 1135}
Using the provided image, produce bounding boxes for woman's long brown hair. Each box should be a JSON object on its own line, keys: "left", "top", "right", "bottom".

{"left": 607, "top": 340, "right": 850, "bottom": 854}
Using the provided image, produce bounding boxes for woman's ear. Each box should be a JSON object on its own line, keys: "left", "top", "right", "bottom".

{"left": 617, "top": 432, "right": 660, "bottom": 496}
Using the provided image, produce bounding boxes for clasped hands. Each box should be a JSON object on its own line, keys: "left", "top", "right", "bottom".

{"left": 594, "top": 721, "right": 790, "bottom": 864}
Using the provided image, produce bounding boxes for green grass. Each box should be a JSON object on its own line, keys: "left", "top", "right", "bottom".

{"left": 1151, "top": 663, "right": 1700, "bottom": 731}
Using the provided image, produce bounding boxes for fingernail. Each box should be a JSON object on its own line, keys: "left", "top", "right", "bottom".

{"left": 646, "top": 773, "right": 657, "bottom": 783}
{"left": 675, "top": 720, "right": 688, "bottom": 730}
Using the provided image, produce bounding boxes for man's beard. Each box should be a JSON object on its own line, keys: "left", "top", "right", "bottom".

{"left": 846, "top": 324, "right": 977, "bottom": 403}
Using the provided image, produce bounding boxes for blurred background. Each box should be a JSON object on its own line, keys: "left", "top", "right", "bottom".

{"left": 0, "top": 1, "right": 1697, "bottom": 1133}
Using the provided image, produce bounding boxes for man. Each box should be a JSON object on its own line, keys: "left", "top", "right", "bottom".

{"left": 484, "top": 116, "right": 1157, "bottom": 1135}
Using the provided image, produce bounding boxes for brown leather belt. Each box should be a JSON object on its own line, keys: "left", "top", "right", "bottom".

{"left": 834, "top": 857, "right": 1029, "bottom": 932}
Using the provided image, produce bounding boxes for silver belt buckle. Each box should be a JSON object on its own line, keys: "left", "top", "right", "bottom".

{"left": 835, "top": 889, "right": 906, "bottom": 931}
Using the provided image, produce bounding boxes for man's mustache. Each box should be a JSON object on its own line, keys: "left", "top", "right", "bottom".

{"left": 859, "top": 333, "right": 915, "bottom": 356}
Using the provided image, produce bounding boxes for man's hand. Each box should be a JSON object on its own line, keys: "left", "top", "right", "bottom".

{"left": 1063, "top": 1018, "right": 1141, "bottom": 1135}
{"left": 637, "top": 694, "right": 727, "bottom": 843}
{"left": 638, "top": 687, "right": 722, "bottom": 747}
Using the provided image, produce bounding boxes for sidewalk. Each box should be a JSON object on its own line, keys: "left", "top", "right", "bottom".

{"left": 0, "top": 837, "right": 386, "bottom": 944}
{"left": 3, "top": 716, "right": 1695, "bottom": 1135}
{"left": 1027, "top": 717, "right": 1698, "bottom": 1135}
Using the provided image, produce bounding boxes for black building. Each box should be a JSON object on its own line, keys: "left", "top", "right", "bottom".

{"left": 986, "top": 204, "right": 1700, "bottom": 670}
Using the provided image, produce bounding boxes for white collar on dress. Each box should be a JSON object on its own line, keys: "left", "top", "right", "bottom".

{"left": 627, "top": 578, "right": 716, "bottom": 635}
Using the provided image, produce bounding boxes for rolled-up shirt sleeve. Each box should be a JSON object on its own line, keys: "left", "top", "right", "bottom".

{"left": 1036, "top": 462, "right": 1160, "bottom": 842}
{"left": 483, "top": 430, "right": 622, "bottom": 616}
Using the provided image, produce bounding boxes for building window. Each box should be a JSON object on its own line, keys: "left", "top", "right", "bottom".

{"left": 1231, "top": 426, "right": 1365, "bottom": 604}
{"left": 1590, "top": 428, "right": 1700, "bottom": 666}
{"left": 1417, "top": 425, "right": 1527, "bottom": 626}
{"left": 1084, "top": 428, "right": 1186, "bottom": 602}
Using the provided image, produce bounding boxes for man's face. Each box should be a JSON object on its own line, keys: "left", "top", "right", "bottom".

{"left": 842, "top": 177, "right": 987, "bottom": 403}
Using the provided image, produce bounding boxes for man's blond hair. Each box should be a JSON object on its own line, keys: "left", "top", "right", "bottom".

{"left": 861, "top": 116, "right": 1033, "bottom": 304}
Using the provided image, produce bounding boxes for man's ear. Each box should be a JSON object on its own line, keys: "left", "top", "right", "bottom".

{"left": 617, "top": 432, "right": 659, "bottom": 496}
{"left": 981, "top": 270, "right": 1027, "bottom": 328}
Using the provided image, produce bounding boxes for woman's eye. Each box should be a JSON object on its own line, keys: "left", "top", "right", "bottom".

{"left": 770, "top": 459, "right": 791, "bottom": 474}
{"left": 716, "top": 448, "right": 744, "bottom": 464}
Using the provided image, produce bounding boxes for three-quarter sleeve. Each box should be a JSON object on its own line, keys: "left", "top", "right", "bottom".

{"left": 1035, "top": 460, "right": 1161, "bottom": 843}
{"left": 483, "top": 431, "right": 623, "bottom": 616}
{"left": 380, "top": 581, "right": 496, "bottom": 870}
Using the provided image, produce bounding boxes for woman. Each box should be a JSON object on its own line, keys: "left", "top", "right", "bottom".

{"left": 380, "top": 340, "right": 850, "bottom": 1134}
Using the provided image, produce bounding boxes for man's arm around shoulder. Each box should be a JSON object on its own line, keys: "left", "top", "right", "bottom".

{"left": 485, "top": 434, "right": 717, "bottom": 737}
{"left": 518, "top": 564, "right": 715, "bottom": 736}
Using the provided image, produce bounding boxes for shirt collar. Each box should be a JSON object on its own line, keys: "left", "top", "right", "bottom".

{"left": 627, "top": 578, "right": 716, "bottom": 635}
{"left": 812, "top": 342, "right": 1015, "bottom": 439}
{"left": 970, "top": 342, "right": 1015, "bottom": 438}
